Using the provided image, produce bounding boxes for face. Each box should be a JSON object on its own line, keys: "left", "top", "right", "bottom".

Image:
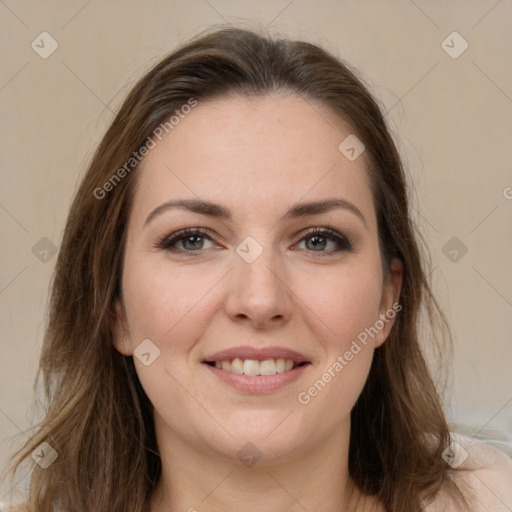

{"left": 113, "top": 93, "right": 402, "bottom": 465}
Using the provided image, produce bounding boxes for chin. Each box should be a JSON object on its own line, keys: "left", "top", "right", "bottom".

{"left": 204, "top": 412, "right": 310, "bottom": 465}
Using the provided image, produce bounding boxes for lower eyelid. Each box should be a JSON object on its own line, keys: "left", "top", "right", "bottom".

{"left": 298, "top": 238, "right": 351, "bottom": 253}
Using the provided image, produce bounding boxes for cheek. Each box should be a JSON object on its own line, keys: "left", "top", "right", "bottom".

{"left": 121, "top": 256, "right": 217, "bottom": 441}
{"left": 121, "top": 253, "right": 220, "bottom": 351}
{"left": 295, "top": 275, "right": 380, "bottom": 432}
{"left": 296, "top": 344, "right": 374, "bottom": 440}
{"left": 294, "top": 262, "right": 382, "bottom": 408}
{"left": 297, "top": 261, "right": 383, "bottom": 351}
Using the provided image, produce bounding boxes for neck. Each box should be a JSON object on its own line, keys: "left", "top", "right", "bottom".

{"left": 149, "top": 413, "right": 368, "bottom": 512}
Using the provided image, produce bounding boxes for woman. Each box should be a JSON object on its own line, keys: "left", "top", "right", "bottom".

{"left": 5, "top": 27, "right": 512, "bottom": 512}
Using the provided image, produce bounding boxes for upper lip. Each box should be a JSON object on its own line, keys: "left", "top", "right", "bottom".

{"left": 202, "top": 346, "right": 310, "bottom": 364}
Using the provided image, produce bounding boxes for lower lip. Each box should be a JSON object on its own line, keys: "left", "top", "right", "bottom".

{"left": 202, "top": 363, "right": 311, "bottom": 393}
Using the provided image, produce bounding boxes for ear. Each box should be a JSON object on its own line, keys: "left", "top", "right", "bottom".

{"left": 375, "top": 258, "right": 403, "bottom": 348}
{"left": 111, "top": 299, "right": 133, "bottom": 356}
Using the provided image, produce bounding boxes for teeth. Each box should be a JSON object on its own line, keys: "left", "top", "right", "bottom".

{"left": 243, "top": 359, "right": 260, "bottom": 376}
{"left": 231, "top": 358, "right": 243, "bottom": 374}
{"left": 212, "top": 358, "right": 300, "bottom": 376}
{"left": 259, "top": 359, "right": 276, "bottom": 375}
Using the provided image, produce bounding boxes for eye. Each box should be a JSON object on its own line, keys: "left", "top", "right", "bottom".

{"left": 156, "top": 226, "right": 352, "bottom": 256}
{"left": 156, "top": 228, "right": 217, "bottom": 255}
{"left": 295, "top": 227, "right": 352, "bottom": 254}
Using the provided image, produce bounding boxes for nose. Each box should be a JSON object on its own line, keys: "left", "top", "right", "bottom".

{"left": 224, "top": 240, "right": 294, "bottom": 329}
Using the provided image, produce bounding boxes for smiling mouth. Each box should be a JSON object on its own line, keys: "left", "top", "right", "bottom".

{"left": 203, "top": 358, "right": 310, "bottom": 376}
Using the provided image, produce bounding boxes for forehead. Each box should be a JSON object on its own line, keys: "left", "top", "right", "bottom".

{"left": 132, "top": 93, "right": 375, "bottom": 227}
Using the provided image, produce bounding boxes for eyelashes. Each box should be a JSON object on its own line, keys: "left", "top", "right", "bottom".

{"left": 156, "top": 227, "right": 215, "bottom": 253}
{"left": 293, "top": 227, "right": 352, "bottom": 253}
{"left": 155, "top": 226, "right": 353, "bottom": 257}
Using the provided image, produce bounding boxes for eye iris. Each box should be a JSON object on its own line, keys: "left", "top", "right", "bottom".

{"left": 183, "top": 235, "right": 203, "bottom": 250}
{"left": 307, "top": 235, "right": 327, "bottom": 251}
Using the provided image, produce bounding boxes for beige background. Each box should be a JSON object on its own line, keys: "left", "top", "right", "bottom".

{"left": 1, "top": 0, "right": 511, "bottom": 501}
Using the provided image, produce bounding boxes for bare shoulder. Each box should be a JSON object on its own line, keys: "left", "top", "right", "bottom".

{"left": 425, "top": 432, "right": 512, "bottom": 512}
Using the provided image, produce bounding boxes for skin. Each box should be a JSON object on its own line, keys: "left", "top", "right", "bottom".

{"left": 113, "top": 93, "right": 402, "bottom": 512}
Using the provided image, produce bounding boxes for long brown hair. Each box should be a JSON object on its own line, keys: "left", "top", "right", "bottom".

{"left": 5, "top": 27, "right": 471, "bottom": 511}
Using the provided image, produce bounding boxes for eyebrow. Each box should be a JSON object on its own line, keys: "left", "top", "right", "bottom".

{"left": 144, "top": 198, "right": 367, "bottom": 228}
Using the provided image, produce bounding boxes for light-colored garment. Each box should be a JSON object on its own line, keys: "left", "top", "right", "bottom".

{"left": 426, "top": 432, "right": 512, "bottom": 511}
